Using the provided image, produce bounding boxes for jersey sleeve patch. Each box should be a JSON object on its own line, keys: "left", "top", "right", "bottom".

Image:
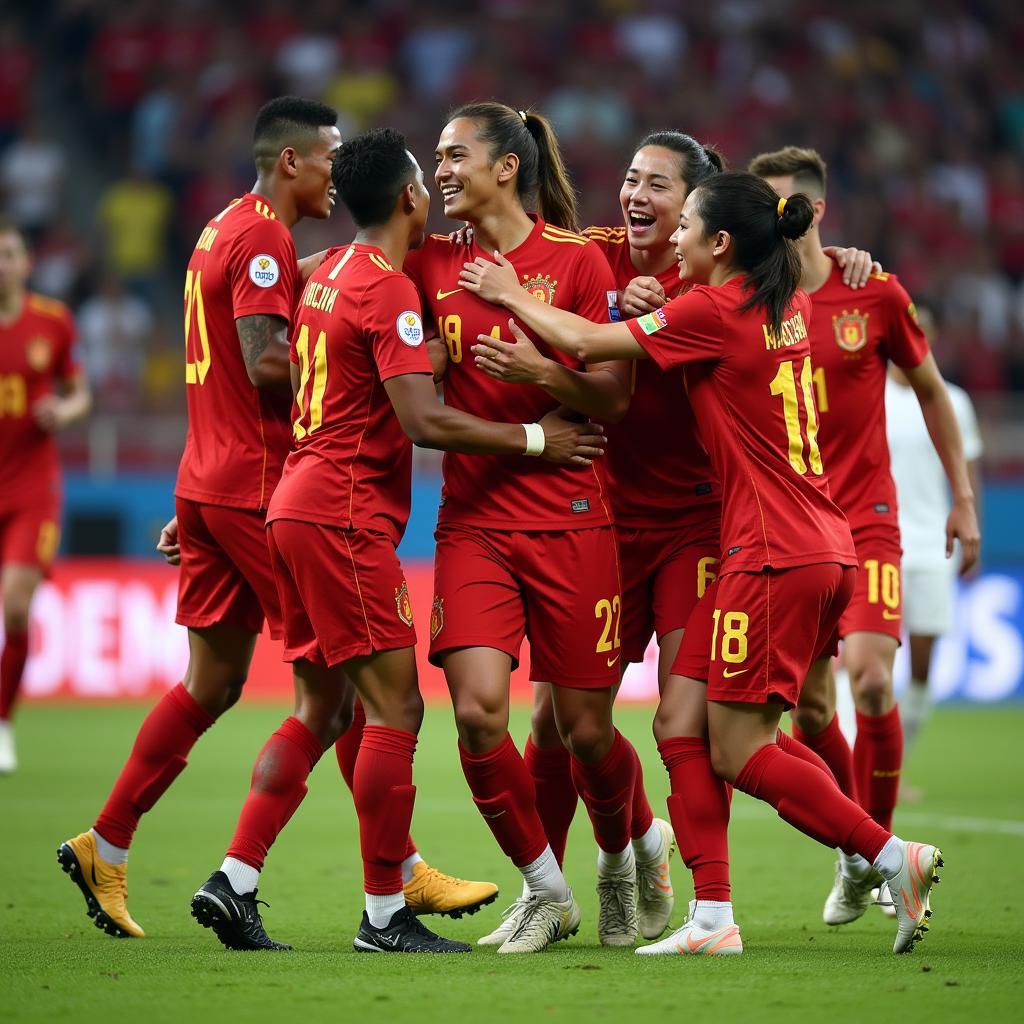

{"left": 636, "top": 309, "right": 668, "bottom": 334}
{"left": 248, "top": 254, "right": 281, "bottom": 288}
{"left": 396, "top": 310, "right": 424, "bottom": 347}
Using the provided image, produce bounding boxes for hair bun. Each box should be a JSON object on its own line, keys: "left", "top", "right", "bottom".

{"left": 777, "top": 192, "right": 814, "bottom": 240}
{"left": 702, "top": 144, "right": 726, "bottom": 173}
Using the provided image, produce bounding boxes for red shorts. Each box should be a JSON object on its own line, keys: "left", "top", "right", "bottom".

{"left": 673, "top": 563, "right": 856, "bottom": 708}
{"left": 839, "top": 527, "right": 902, "bottom": 641}
{"left": 175, "top": 497, "right": 282, "bottom": 638}
{"left": 267, "top": 519, "right": 415, "bottom": 667}
{"left": 0, "top": 503, "right": 60, "bottom": 572}
{"left": 617, "top": 509, "right": 721, "bottom": 663}
{"left": 429, "top": 524, "right": 621, "bottom": 689}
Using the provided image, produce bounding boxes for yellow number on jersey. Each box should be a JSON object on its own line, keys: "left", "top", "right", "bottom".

{"left": 438, "top": 315, "right": 462, "bottom": 363}
{"left": 293, "top": 324, "right": 328, "bottom": 441}
{"left": 812, "top": 365, "right": 828, "bottom": 413}
{"left": 697, "top": 556, "right": 719, "bottom": 599}
{"left": 184, "top": 269, "right": 211, "bottom": 385}
{"left": 769, "top": 356, "right": 823, "bottom": 475}
{"left": 711, "top": 609, "right": 749, "bottom": 663}
{"left": 864, "top": 559, "right": 900, "bottom": 609}
{"left": 0, "top": 374, "right": 26, "bottom": 417}
{"left": 594, "top": 596, "right": 622, "bottom": 658}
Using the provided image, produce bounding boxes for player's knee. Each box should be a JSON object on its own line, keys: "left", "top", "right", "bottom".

{"left": 452, "top": 696, "right": 505, "bottom": 752}
{"left": 2, "top": 602, "right": 31, "bottom": 634}
{"left": 792, "top": 700, "right": 830, "bottom": 736}
{"left": 401, "top": 687, "right": 425, "bottom": 734}
{"left": 558, "top": 717, "right": 614, "bottom": 764}
{"left": 708, "top": 740, "right": 739, "bottom": 783}
{"left": 530, "top": 702, "right": 560, "bottom": 747}
{"left": 850, "top": 662, "right": 893, "bottom": 713}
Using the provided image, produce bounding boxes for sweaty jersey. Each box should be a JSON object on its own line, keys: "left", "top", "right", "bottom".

{"left": 267, "top": 244, "right": 433, "bottom": 545}
{"left": 585, "top": 225, "right": 718, "bottom": 527}
{"left": 0, "top": 293, "right": 79, "bottom": 513}
{"left": 807, "top": 265, "right": 929, "bottom": 532}
{"left": 629, "top": 276, "right": 855, "bottom": 574}
{"left": 175, "top": 193, "right": 299, "bottom": 511}
{"left": 404, "top": 216, "right": 617, "bottom": 531}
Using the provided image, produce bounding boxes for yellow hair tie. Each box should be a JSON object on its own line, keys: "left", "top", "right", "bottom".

{"left": 777, "top": 196, "right": 787, "bottom": 218}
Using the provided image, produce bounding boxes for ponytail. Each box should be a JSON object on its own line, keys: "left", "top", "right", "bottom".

{"left": 692, "top": 172, "right": 814, "bottom": 337}
{"left": 448, "top": 101, "right": 579, "bottom": 230}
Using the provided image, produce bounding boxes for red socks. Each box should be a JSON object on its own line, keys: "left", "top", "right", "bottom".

{"left": 777, "top": 729, "right": 838, "bottom": 785}
{"left": 352, "top": 726, "right": 417, "bottom": 894}
{"left": 524, "top": 736, "right": 577, "bottom": 865}
{"left": 0, "top": 629, "right": 29, "bottom": 721}
{"left": 793, "top": 713, "right": 858, "bottom": 802}
{"left": 459, "top": 733, "right": 549, "bottom": 867}
{"left": 854, "top": 707, "right": 903, "bottom": 831}
{"left": 630, "top": 742, "right": 656, "bottom": 840}
{"left": 336, "top": 699, "right": 417, "bottom": 861}
{"left": 734, "top": 742, "right": 890, "bottom": 862}
{"left": 658, "top": 737, "right": 731, "bottom": 900}
{"left": 94, "top": 683, "right": 214, "bottom": 848}
{"left": 225, "top": 716, "right": 324, "bottom": 871}
{"left": 570, "top": 730, "right": 636, "bottom": 854}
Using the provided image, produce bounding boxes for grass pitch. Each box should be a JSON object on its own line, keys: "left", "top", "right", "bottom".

{"left": 2, "top": 703, "right": 1022, "bottom": 1022}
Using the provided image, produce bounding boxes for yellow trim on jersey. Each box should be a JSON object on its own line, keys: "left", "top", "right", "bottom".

{"left": 253, "top": 200, "right": 277, "bottom": 220}
{"left": 326, "top": 245, "right": 357, "bottom": 281}
{"left": 541, "top": 231, "right": 588, "bottom": 246}
{"left": 429, "top": 233, "right": 455, "bottom": 242}
{"left": 26, "top": 294, "right": 69, "bottom": 320}
{"left": 870, "top": 271, "right": 890, "bottom": 282}
{"left": 542, "top": 224, "right": 587, "bottom": 240}
{"left": 368, "top": 253, "right": 395, "bottom": 273}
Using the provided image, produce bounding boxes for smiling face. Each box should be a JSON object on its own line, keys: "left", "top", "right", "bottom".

{"left": 294, "top": 125, "right": 343, "bottom": 220}
{"left": 670, "top": 189, "right": 720, "bottom": 285}
{"left": 434, "top": 117, "right": 509, "bottom": 223}
{"left": 0, "top": 229, "right": 29, "bottom": 299}
{"left": 619, "top": 145, "right": 688, "bottom": 252}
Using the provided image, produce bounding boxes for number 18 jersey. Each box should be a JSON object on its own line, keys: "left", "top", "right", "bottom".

{"left": 628, "top": 276, "right": 855, "bottom": 575}
{"left": 404, "top": 216, "right": 617, "bottom": 531}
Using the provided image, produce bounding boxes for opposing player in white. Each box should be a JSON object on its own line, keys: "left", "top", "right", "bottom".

{"left": 885, "top": 303, "right": 983, "bottom": 758}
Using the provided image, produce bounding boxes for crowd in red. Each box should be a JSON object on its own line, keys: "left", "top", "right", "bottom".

{"left": 2, "top": 0, "right": 1023, "bottom": 416}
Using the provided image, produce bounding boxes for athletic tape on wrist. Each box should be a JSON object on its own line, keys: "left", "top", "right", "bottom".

{"left": 523, "top": 422, "right": 545, "bottom": 456}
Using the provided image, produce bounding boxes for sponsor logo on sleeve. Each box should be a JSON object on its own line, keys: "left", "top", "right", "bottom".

{"left": 248, "top": 254, "right": 280, "bottom": 288}
{"left": 397, "top": 311, "right": 424, "bottom": 347}
{"left": 636, "top": 308, "right": 668, "bottom": 335}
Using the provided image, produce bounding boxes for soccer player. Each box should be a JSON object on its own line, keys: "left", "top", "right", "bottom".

{"left": 748, "top": 147, "right": 979, "bottom": 926}
{"left": 0, "top": 217, "right": 90, "bottom": 773}
{"left": 404, "top": 102, "right": 645, "bottom": 952}
{"left": 461, "top": 170, "right": 946, "bottom": 957}
{"left": 885, "top": 301, "right": 983, "bottom": 757}
{"left": 471, "top": 130, "right": 878, "bottom": 943}
{"left": 191, "top": 127, "right": 604, "bottom": 953}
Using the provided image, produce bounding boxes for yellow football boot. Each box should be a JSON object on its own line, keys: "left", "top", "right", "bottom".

{"left": 57, "top": 831, "right": 145, "bottom": 938}
{"left": 403, "top": 860, "right": 499, "bottom": 919}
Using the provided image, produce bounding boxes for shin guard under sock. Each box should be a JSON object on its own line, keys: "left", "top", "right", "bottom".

{"left": 524, "top": 736, "right": 577, "bottom": 865}
{"left": 793, "top": 713, "right": 858, "bottom": 802}
{"left": 854, "top": 707, "right": 903, "bottom": 831}
{"left": 570, "top": 730, "right": 636, "bottom": 854}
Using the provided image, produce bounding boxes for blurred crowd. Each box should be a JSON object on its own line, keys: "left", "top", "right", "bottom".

{"left": 3, "top": 0, "right": 1024, "bottom": 438}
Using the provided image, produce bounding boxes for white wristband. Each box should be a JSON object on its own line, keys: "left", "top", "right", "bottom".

{"left": 522, "top": 422, "right": 545, "bottom": 456}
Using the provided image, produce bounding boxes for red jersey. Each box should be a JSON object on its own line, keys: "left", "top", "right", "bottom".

{"left": 585, "top": 226, "right": 718, "bottom": 527}
{"left": 807, "top": 266, "right": 930, "bottom": 531}
{"left": 628, "top": 276, "right": 855, "bottom": 574}
{"left": 0, "top": 293, "right": 79, "bottom": 513}
{"left": 267, "top": 244, "right": 433, "bottom": 545}
{"left": 175, "top": 193, "right": 299, "bottom": 511}
{"left": 404, "top": 217, "right": 617, "bottom": 531}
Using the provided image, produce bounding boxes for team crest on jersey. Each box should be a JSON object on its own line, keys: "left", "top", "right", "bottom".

{"left": 396, "top": 311, "right": 424, "bottom": 347}
{"left": 395, "top": 581, "right": 414, "bottom": 627}
{"left": 833, "top": 309, "right": 869, "bottom": 352}
{"left": 248, "top": 254, "right": 280, "bottom": 288}
{"left": 429, "top": 596, "right": 444, "bottom": 639}
{"left": 26, "top": 336, "right": 52, "bottom": 371}
{"left": 521, "top": 274, "right": 558, "bottom": 304}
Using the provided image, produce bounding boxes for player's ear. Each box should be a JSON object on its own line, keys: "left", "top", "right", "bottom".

{"left": 279, "top": 146, "right": 300, "bottom": 179}
{"left": 401, "top": 182, "right": 417, "bottom": 215}
{"left": 712, "top": 229, "right": 731, "bottom": 258}
{"left": 812, "top": 196, "right": 826, "bottom": 227}
{"left": 495, "top": 151, "right": 519, "bottom": 185}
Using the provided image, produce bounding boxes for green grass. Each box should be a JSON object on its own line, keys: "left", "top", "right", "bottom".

{"left": 2, "top": 704, "right": 1022, "bottom": 1022}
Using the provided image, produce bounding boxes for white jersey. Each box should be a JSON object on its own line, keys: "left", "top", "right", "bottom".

{"left": 885, "top": 377, "right": 983, "bottom": 569}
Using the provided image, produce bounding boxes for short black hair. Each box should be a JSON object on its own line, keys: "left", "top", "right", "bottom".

{"left": 253, "top": 96, "right": 338, "bottom": 173}
{"left": 332, "top": 128, "right": 417, "bottom": 227}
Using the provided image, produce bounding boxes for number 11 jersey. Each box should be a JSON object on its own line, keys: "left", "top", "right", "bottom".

{"left": 629, "top": 276, "right": 855, "bottom": 575}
